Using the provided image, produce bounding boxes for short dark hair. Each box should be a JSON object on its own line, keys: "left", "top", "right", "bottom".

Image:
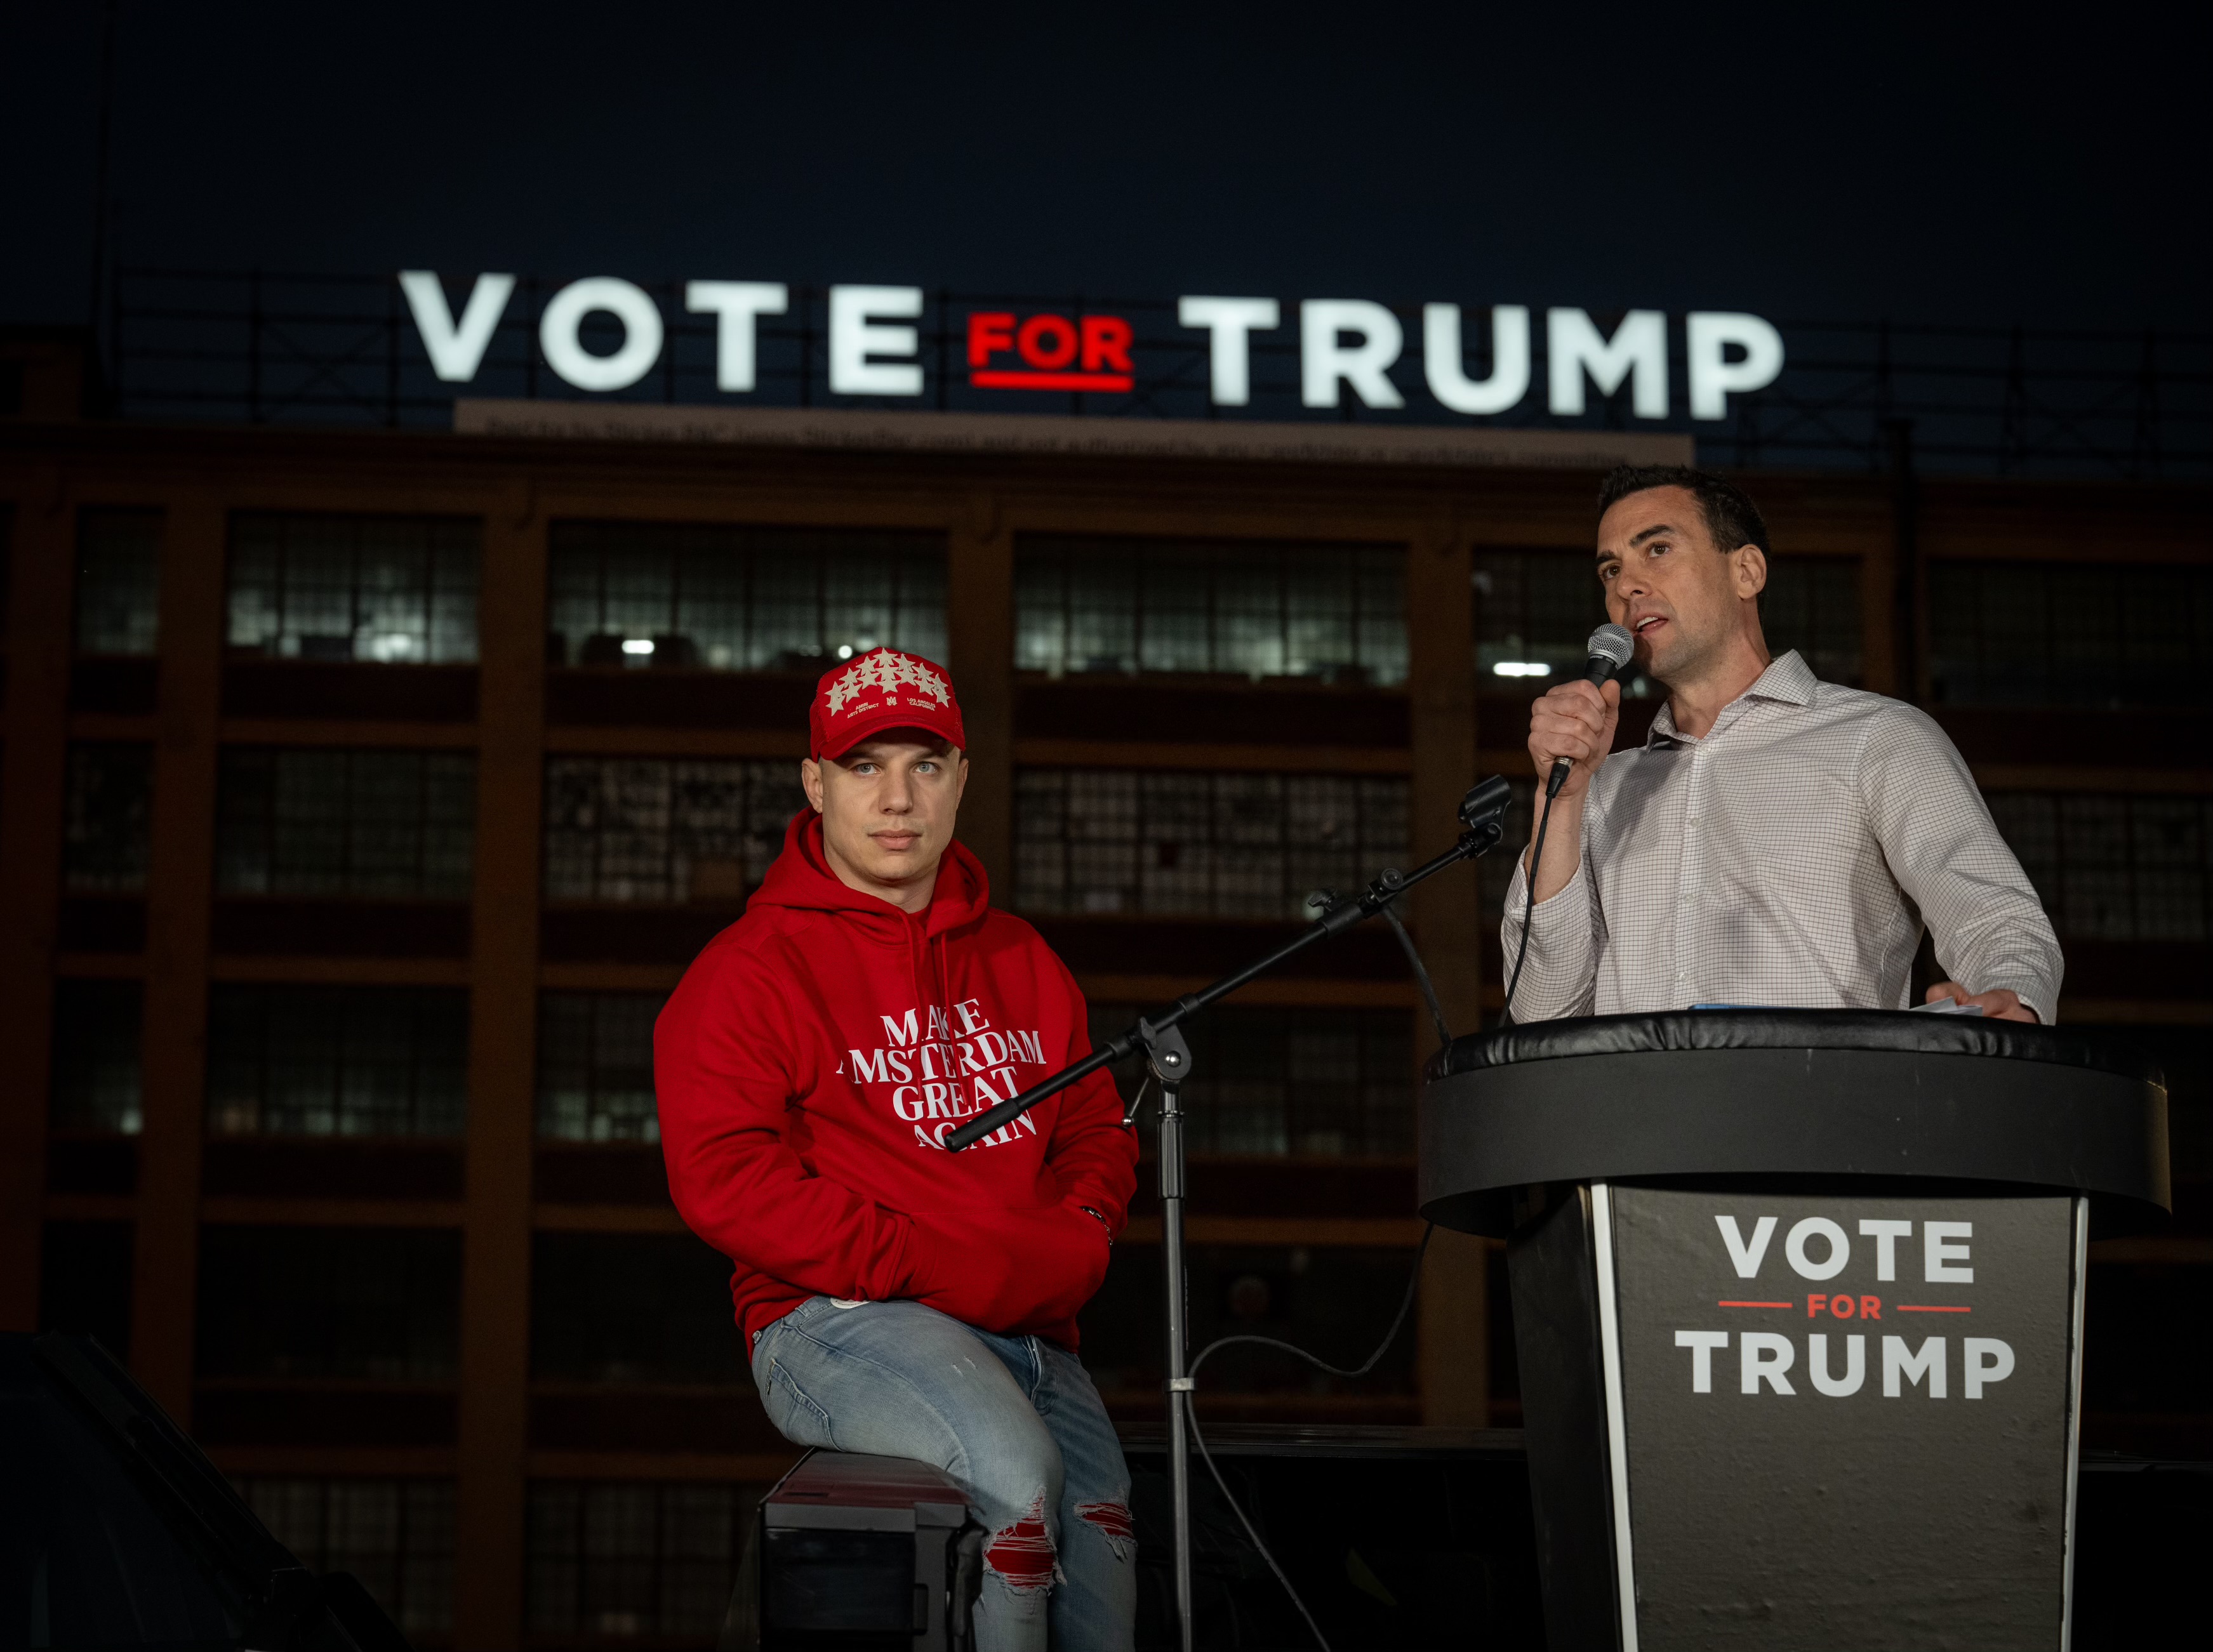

{"left": 1597, "top": 465, "right": 1771, "bottom": 557}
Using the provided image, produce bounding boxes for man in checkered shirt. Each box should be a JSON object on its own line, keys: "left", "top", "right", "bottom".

{"left": 1504, "top": 465, "right": 2061, "bottom": 1023}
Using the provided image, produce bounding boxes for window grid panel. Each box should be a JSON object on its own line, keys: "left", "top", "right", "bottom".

{"left": 206, "top": 985, "right": 469, "bottom": 1138}
{"left": 62, "top": 743, "right": 154, "bottom": 892}
{"left": 75, "top": 510, "right": 162, "bottom": 655}
{"left": 1989, "top": 791, "right": 2213, "bottom": 943}
{"left": 50, "top": 979, "right": 144, "bottom": 1134}
{"left": 195, "top": 1226, "right": 461, "bottom": 1381}
{"left": 216, "top": 748, "right": 477, "bottom": 899}
{"left": 1014, "top": 768, "right": 1409, "bottom": 922}
{"left": 1928, "top": 560, "right": 2213, "bottom": 707}
{"left": 1473, "top": 550, "right": 1609, "bottom": 690}
{"left": 537, "top": 991, "right": 667, "bottom": 1142}
{"left": 526, "top": 1481, "right": 764, "bottom": 1638}
{"left": 1086, "top": 1002, "right": 1414, "bottom": 1159}
{"left": 546, "top": 522, "right": 948, "bottom": 673}
{"left": 1760, "top": 558, "right": 1866, "bottom": 685}
{"left": 239, "top": 1477, "right": 455, "bottom": 1636}
{"left": 227, "top": 514, "right": 481, "bottom": 664}
{"left": 1014, "top": 536, "right": 1409, "bottom": 687}
{"left": 542, "top": 758, "right": 807, "bottom": 904}
{"left": 529, "top": 1231, "right": 741, "bottom": 1382}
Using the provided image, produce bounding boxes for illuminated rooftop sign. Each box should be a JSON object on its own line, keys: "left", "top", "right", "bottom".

{"left": 398, "top": 272, "right": 1785, "bottom": 423}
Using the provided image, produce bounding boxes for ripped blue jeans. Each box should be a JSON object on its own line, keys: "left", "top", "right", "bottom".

{"left": 752, "top": 1297, "right": 1136, "bottom": 1652}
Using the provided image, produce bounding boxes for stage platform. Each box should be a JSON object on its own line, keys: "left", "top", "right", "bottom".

{"left": 1112, "top": 1423, "right": 2209, "bottom": 1649}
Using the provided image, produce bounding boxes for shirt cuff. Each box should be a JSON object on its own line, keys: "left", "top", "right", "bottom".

{"left": 1962, "top": 960, "right": 2059, "bottom": 1026}
{"left": 1505, "top": 857, "right": 1585, "bottom": 922}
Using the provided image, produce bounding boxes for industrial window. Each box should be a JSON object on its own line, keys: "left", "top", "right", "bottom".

{"left": 1928, "top": 561, "right": 2213, "bottom": 706}
{"left": 538, "top": 991, "right": 663, "bottom": 1142}
{"left": 240, "top": 1479, "right": 454, "bottom": 1637}
{"left": 50, "top": 979, "right": 143, "bottom": 1133}
{"left": 1987, "top": 792, "right": 2212, "bottom": 941}
{"left": 227, "top": 513, "right": 480, "bottom": 664}
{"left": 531, "top": 1232, "right": 744, "bottom": 1384}
{"left": 75, "top": 510, "right": 161, "bottom": 654}
{"left": 1473, "top": 550, "right": 1616, "bottom": 690}
{"left": 1088, "top": 1002, "right": 1413, "bottom": 1157}
{"left": 63, "top": 743, "right": 153, "bottom": 891}
{"left": 543, "top": 758, "right": 806, "bottom": 903}
{"left": 195, "top": 1226, "right": 460, "bottom": 1380}
{"left": 1015, "top": 536, "right": 1407, "bottom": 686}
{"left": 548, "top": 521, "right": 947, "bottom": 671}
{"left": 1013, "top": 768, "right": 1408, "bottom": 921}
{"left": 527, "top": 1481, "right": 762, "bottom": 1641}
{"left": 216, "top": 748, "right": 475, "bottom": 898}
{"left": 1760, "top": 559, "right": 1864, "bottom": 685}
{"left": 206, "top": 985, "right": 469, "bottom": 1137}
{"left": 1473, "top": 550, "right": 1863, "bottom": 692}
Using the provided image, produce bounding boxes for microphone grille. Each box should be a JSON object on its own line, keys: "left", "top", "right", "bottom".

{"left": 1588, "top": 623, "right": 1635, "bottom": 670}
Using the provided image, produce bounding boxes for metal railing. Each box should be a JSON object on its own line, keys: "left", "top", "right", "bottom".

{"left": 102, "top": 268, "right": 2212, "bottom": 478}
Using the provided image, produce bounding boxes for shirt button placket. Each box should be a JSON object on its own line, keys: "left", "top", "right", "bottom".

{"left": 1675, "top": 749, "right": 1696, "bottom": 999}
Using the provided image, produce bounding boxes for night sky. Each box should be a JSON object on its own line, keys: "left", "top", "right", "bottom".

{"left": 3, "top": 3, "right": 2208, "bottom": 333}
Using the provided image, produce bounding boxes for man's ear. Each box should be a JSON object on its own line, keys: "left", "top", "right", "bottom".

{"left": 800, "top": 757, "right": 825, "bottom": 813}
{"left": 1735, "top": 544, "right": 1769, "bottom": 600}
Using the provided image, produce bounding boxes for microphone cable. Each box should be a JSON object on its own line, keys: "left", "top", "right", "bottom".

{"left": 1169, "top": 894, "right": 1455, "bottom": 1651}
{"left": 1146, "top": 842, "right": 1515, "bottom": 1646}
{"left": 1182, "top": 1222, "right": 1436, "bottom": 1652}
{"left": 1502, "top": 781, "right": 1558, "bottom": 1024}
{"left": 1506, "top": 620, "right": 1629, "bottom": 1024}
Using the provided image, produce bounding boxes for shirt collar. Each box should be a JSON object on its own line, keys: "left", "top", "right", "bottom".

{"left": 1647, "top": 650, "right": 1818, "bottom": 746}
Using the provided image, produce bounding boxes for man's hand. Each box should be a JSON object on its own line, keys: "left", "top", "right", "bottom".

{"left": 1925, "top": 982, "right": 2040, "bottom": 1023}
{"left": 1528, "top": 677, "right": 1621, "bottom": 800}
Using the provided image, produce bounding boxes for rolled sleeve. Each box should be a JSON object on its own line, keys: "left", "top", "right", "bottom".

{"left": 1499, "top": 854, "right": 1600, "bottom": 1022}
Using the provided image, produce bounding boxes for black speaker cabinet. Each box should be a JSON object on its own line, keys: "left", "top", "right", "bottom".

{"left": 724, "top": 1450, "right": 980, "bottom": 1652}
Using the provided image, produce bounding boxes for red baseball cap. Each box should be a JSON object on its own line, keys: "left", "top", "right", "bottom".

{"left": 809, "top": 648, "right": 967, "bottom": 761}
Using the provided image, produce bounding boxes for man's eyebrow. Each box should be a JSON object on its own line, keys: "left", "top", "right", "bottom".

{"left": 1629, "top": 524, "right": 1677, "bottom": 546}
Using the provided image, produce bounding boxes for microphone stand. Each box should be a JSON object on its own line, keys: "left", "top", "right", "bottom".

{"left": 947, "top": 776, "right": 1513, "bottom": 1651}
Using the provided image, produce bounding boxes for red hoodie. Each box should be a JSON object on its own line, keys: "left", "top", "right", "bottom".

{"left": 655, "top": 810, "right": 1139, "bottom": 1352}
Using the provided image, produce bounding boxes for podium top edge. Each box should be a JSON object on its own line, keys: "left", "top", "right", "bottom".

{"left": 1428, "top": 1008, "right": 2163, "bottom": 1086}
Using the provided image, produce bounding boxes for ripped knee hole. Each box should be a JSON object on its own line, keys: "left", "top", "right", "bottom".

{"left": 985, "top": 1492, "right": 1057, "bottom": 1591}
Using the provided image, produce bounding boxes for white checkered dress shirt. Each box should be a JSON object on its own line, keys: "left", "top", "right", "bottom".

{"left": 1501, "top": 651, "right": 2063, "bottom": 1022}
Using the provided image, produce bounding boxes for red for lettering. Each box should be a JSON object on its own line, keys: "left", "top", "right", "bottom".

{"left": 1861, "top": 1295, "right": 1882, "bottom": 1319}
{"left": 1018, "top": 314, "right": 1079, "bottom": 369}
{"left": 967, "top": 312, "right": 1015, "bottom": 367}
{"left": 1081, "top": 315, "right": 1134, "bottom": 372}
{"left": 1807, "top": 1294, "right": 1827, "bottom": 1318}
{"left": 1830, "top": 1293, "right": 1857, "bottom": 1319}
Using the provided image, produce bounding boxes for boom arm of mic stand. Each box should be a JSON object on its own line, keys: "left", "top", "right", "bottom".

{"left": 945, "top": 786, "right": 1510, "bottom": 1151}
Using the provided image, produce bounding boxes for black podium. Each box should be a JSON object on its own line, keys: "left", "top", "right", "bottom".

{"left": 1420, "top": 1010, "right": 2170, "bottom": 1652}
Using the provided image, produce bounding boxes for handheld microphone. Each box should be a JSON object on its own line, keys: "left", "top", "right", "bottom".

{"left": 1545, "top": 623, "right": 1635, "bottom": 798}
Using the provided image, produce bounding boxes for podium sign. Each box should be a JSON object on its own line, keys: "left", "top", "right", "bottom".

{"left": 1420, "top": 1008, "right": 2169, "bottom": 1652}
{"left": 1597, "top": 1186, "right": 2087, "bottom": 1650}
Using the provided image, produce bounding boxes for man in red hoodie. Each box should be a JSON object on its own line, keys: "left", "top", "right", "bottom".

{"left": 656, "top": 648, "right": 1140, "bottom": 1652}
